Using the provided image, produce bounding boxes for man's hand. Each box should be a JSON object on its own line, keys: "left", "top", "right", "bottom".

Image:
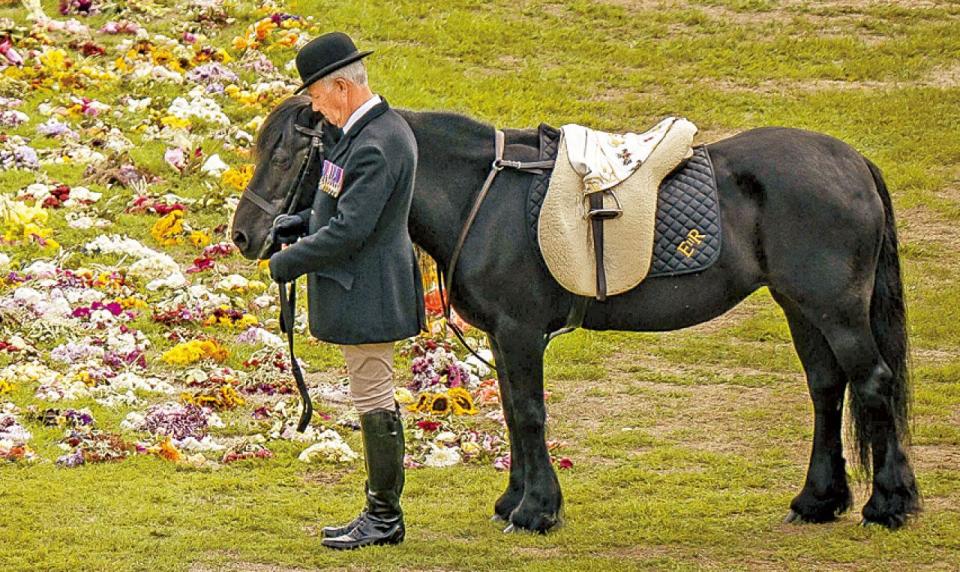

{"left": 269, "top": 248, "right": 298, "bottom": 283}
{"left": 271, "top": 213, "right": 307, "bottom": 246}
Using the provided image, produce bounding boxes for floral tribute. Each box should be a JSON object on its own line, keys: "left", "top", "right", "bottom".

{"left": 0, "top": 0, "right": 570, "bottom": 477}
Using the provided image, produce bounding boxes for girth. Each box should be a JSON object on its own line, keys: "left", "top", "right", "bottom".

{"left": 438, "top": 129, "right": 558, "bottom": 370}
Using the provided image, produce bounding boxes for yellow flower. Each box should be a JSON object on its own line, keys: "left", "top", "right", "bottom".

{"left": 150, "top": 210, "right": 184, "bottom": 246}
{"left": 189, "top": 230, "right": 211, "bottom": 248}
{"left": 0, "top": 379, "right": 14, "bottom": 396}
{"left": 161, "top": 115, "right": 192, "bottom": 130}
{"left": 181, "top": 386, "right": 245, "bottom": 410}
{"left": 162, "top": 339, "right": 228, "bottom": 366}
{"left": 407, "top": 393, "right": 432, "bottom": 413}
{"left": 428, "top": 393, "right": 451, "bottom": 416}
{"left": 448, "top": 387, "right": 478, "bottom": 415}
{"left": 221, "top": 164, "right": 255, "bottom": 192}
{"left": 394, "top": 387, "right": 415, "bottom": 404}
{"left": 118, "top": 297, "right": 149, "bottom": 310}
{"left": 40, "top": 49, "right": 67, "bottom": 71}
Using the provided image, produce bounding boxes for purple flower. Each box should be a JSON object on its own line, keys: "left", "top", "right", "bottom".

{"left": 56, "top": 449, "right": 85, "bottom": 468}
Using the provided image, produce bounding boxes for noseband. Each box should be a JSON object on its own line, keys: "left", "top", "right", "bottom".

{"left": 243, "top": 123, "right": 324, "bottom": 433}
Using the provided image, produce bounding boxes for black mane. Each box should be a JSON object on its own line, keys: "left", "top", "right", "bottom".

{"left": 254, "top": 95, "right": 315, "bottom": 161}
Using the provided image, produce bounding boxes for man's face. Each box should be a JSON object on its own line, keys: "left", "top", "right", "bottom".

{"left": 306, "top": 78, "right": 349, "bottom": 127}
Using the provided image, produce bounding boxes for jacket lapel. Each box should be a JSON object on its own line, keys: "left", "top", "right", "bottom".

{"left": 325, "top": 98, "right": 390, "bottom": 164}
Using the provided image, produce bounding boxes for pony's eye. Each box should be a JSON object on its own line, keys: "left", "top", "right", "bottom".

{"left": 271, "top": 154, "right": 289, "bottom": 166}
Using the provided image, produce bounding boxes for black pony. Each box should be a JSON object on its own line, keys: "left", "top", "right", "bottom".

{"left": 231, "top": 96, "right": 920, "bottom": 533}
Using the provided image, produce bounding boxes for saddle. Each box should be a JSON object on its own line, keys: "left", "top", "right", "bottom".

{"left": 537, "top": 118, "right": 699, "bottom": 300}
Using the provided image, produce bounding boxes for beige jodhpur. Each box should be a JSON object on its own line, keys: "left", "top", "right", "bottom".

{"left": 340, "top": 342, "right": 396, "bottom": 413}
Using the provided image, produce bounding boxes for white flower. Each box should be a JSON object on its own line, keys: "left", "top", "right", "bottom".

{"left": 200, "top": 153, "right": 230, "bottom": 177}
{"left": 424, "top": 444, "right": 461, "bottom": 468}
{"left": 175, "top": 436, "right": 225, "bottom": 451}
{"left": 216, "top": 274, "right": 249, "bottom": 292}
{"left": 146, "top": 272, "right": 187, "bottom": 291}
{"left": 120, "top": 412, "right": 146, "bottom": 431}
{"left": 464, "top": 350, "right": 494, "bottom": 377}
{"left": 84, "top": 235, "right": 159, "bottom": 259}
{"left": 125, "top": 97, "right": 152, "bottom": 112}
{"left": 0, "top": 253, "right": 9, "bottom": 272}
{"left": 22, "top": 261, "right": 57, "bottom": 278}
{"left": 128, "top": 252, "right": 180, "bottom": 281}
{"left": 298, "top": 430, "right": 359, "bottom": 463}
{"left": 434, "top": 431, "right": 457, "bottom": 445}
{"left": 98, "top": 390, "right": 143, "bottom": 408}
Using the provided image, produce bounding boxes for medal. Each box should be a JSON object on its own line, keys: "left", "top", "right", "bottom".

{"left": 319, "top": 159, "right": 345, "bottom": 198}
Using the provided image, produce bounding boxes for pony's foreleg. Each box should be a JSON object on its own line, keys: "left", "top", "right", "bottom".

{"left": 488, "top": 335, "right": 526, "bottom": 522}
{"left": 493, "top": 322, "right": 562, "bottom": 533}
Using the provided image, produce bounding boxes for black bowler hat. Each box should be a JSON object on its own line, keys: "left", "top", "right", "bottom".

{"left": 294, "top": 32, "right": 373, "bottom": 94}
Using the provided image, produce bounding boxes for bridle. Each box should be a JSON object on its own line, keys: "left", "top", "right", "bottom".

{"left": 245, "top": 124, "right": 326, "bottom": 260}
{"left": 242, "top": 122, "right": 324, "bottom": 433}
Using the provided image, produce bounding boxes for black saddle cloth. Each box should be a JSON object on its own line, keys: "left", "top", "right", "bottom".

{"left": 526, "top": 124, "right": 722, "bottom": 278}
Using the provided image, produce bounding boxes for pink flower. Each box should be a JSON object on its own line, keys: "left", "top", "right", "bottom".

{"left": 164, "top": 147, "right": 186, "bottom": 173}
{"left": 0, "top": 39, "right": 23, "bottom": 66}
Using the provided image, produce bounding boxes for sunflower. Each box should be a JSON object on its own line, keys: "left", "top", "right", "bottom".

{"left": 407, "top": 392, "right": 432, "bottom": 413}
{"left": 428, "top": 393, "right": 451, "bottom": 415}
{"left": 448, "top": 387, "right": 478, "bottom": 415}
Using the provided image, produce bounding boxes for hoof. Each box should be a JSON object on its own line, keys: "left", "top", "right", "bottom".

{"left": 491, "top": 514, "right": 506, "bottom": 522}
{"left": 860, "top": 514, "right": 908, "bottom": 530}
{"left": 507, "top": 505, "right": 561, "bottom": 534}
{"left": 783, "top": 510, "right": 803, "bottom": 524}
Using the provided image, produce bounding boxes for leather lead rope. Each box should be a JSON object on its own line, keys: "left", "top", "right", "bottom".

{"left": 272, "top": 124, "right": 325, "bottom": 433}
{"left": 278, "top": 281, "right": 312, "bottom": 432}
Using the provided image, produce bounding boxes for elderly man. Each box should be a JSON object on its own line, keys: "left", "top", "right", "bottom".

{"left": 268, "top": 31, "right": 425, "bottom": 550}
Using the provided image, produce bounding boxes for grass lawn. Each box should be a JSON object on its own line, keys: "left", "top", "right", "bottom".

{"left": 1, "top": 0, "right": 959, "bottom": 570}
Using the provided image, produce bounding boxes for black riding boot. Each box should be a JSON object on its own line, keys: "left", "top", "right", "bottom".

{"left": 322, "top": 404, "right": 405, "bottom": 549}
{"left": 321, "top": 480, "right": 368, "bottom": 538}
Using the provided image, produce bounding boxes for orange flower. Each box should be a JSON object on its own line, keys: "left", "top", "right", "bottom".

{"left": 158, "top": 437, "right": 181, "bottom": 462}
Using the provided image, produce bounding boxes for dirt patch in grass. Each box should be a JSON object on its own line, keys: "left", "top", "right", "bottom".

{"left": 900, "top": 206, "right": 960, "bottom": 247}
{"left": 912, "top": 444, "right": 960, "bottom": 472}
{"left": 302, "top": 468, "right": 351, "bottom": 486}
{"left": 550, "top": 347, "right": 807, "bottom": 459}
{"left": 191, "top": 560, "right": 334, "bottom": 572}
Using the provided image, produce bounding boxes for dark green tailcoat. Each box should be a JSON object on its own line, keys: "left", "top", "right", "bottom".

{"left": 271, "top": 98, "right": 426, "bottom": 344}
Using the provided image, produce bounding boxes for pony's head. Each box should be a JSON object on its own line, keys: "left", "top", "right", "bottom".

{"left": 230, "top": 96, "right": 333, "bottom": 260}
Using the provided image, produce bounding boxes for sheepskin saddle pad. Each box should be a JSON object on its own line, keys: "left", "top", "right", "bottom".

{"left": 528, "top": 120, "right": 722, "bottom": 298}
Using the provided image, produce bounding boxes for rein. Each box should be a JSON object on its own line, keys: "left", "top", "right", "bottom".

{"left": 438, "top": 129, "right": 555, "bottom": 372}
{"left": 245, "top": 123, "right": 324, "bottom": 433}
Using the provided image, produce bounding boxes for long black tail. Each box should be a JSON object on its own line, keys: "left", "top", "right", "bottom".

{"left": 849, "top": 158, "right": 912, "bottom": 476}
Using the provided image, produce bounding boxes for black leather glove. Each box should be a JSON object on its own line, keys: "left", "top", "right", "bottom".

{"left": 271, "top": 213, "right": 306, "bottom": 245}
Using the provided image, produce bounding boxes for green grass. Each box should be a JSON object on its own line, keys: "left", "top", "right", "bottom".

{"left": 2, "top": 0, "right": 960, "bottom": 570}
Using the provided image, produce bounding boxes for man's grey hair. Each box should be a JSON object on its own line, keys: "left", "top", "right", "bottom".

{"left": 321, "top": 60, "right": 368, "bottom": 87}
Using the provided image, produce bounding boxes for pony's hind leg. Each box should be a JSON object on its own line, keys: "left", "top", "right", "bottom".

{"left": 773, "top": 292, "right": 852, "bottom": 523}
{"left": 813, "top": 308, "right": 920, "bottom": 528}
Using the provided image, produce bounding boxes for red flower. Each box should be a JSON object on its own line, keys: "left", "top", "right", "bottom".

{"left": 555, "top": 457, "right": 573, "bottom": 470}
{"left": 416, "top": 420, "right": 441, "bottom": 432}
{"left": 424, "top": 289, "right": 443, "bottom": 317}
